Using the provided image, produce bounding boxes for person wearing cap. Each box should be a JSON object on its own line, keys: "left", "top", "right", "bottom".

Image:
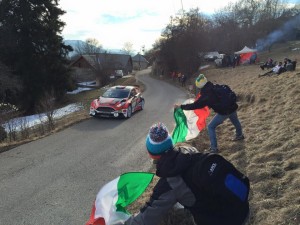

{"left": 174, "top": 74, "right": 244, "bottom": 153}
{"left": 124, "top": 122, "right": 249, "bottom": 225}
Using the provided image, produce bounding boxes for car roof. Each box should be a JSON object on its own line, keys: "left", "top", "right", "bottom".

{"left": 110, "top": 85, "right": 137, "bottom": 90}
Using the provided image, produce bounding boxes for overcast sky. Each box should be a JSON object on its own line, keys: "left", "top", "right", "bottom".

{"left": 59, "top": 0, "right": 298, "bottom": 53}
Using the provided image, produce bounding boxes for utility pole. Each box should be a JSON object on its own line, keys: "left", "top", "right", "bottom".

{"left": 138, "top": 52, "right": 141, "bottom": 71}
{"left": 138, "top": 46, "right": 145, "bottom": 71}
{"left": 180, "top": 0, "right": 184, "bottom": 15}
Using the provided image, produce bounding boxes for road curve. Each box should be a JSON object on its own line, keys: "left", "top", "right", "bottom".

{"left": 0, "top": 68, "right": 188, "bottom": 225}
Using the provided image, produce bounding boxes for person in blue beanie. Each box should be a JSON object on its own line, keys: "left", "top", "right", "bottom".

{"left": 123, "top": 122, "right": 250, "bottom": 225}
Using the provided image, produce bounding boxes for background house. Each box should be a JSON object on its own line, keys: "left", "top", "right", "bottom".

{"left": 70, "top": 53, "right": 133, "bottom": 86}
{"left": 132, "top": 53, "right": 149, "bottom": 70}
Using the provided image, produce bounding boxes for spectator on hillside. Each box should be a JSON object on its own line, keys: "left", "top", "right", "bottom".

{"left": 250, "top": 52, "right": 257, "bottom": 64}
{"left": 181, "top": 74, "right": 186, "bottom": 87}
{"left": 177, "top": 72, "right": 182, "bottom": 83}
{"left": 260, "top": 58, "right": 274, "bottom": 70}
{"left": 232, "top": 54, "right": 237, "bottom": 68}
{"left": 283, "top": 57, "right": 291, "bottom": 68}
{"left": 123, "top": 122, "right": 250, "bottom": 225}
{"left": 232, "top": 54, "right": 240, "bottom": 68}
{"left": 236, "top": 54, "right": 241, "bottom": 66}
{"left": 174, "top": 74, "right": 244, "bottom": 153}
{"left": 259, "top": 61, "right": 286, "bottom": 77}
{"left": 171, "top": 71, "right": 176, "bottom": 81}
{"left": 284, "top": 58, "right": 297, "bottom": 71}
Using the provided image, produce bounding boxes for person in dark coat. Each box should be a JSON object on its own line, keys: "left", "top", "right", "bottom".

{"left": 175, "top": 74, "right": 244, "bottom": 153}
{"left": 124, "top": 122, "right": 250, "bottom": 225}
{"left": 284, "top": 57, "right": 297, "bottom": 71}
{"left": 260, "top": 58, "right": 274, "bottom": 70}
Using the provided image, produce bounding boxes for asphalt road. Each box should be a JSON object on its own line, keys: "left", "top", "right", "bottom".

{"left": 0, "top": 68, "right": 188, "bottom": 225}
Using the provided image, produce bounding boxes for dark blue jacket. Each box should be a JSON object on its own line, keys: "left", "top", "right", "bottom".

{"left": 125, "top": 146, "right": 249, "bottom": 225}
{"left": 181, "top": 81, "right": 238, "bottom": 115}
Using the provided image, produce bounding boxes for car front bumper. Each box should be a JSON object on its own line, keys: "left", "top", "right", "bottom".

{"left": 90, "top": 107, "right": 128, "bottom": 118}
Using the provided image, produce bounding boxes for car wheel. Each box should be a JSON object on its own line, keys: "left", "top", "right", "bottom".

{"left": 140, "top": 99, "right": 145, "bottom": 110}
{"left": 126, "top": 105, "right": 132, "bottom": 118}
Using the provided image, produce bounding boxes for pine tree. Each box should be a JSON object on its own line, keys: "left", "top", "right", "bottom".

{"left": 0, "top": 0, "right": 74, "bottom": 112}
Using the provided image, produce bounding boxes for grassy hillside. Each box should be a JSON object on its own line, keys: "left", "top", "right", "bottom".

{"left": 129, "top": 42, "right": 300, "bottom": 225}
{"left": 197, "top": 51, "right": 299, "bottom": 225}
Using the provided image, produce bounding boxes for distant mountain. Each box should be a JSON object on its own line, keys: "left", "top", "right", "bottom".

{"left": 63, "top": 40, "right": 85, "bottom": 58}
{"left": 64, "top": 40, "right": 85, "bottom": 47}
{"left": 63, "top": 39, "right": 127, "bottom": 58}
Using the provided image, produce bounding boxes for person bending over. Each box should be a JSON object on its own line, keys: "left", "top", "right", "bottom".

{"left": 123, "top": 122, "right": 250, "bottom": 225}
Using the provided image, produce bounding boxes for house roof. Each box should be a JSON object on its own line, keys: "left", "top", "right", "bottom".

{"left": 70, "top": 53, "right": 132, "bottom": 70}
{"left": 132, "top": 54, "right": 149, "bottom": 63}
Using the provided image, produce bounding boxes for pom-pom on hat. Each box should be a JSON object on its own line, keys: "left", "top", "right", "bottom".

{"left": 195, "top": 74, "right": 207, "bottom": 89}
{"left": 146, "top": 122, "right": 173, "bottom": 159}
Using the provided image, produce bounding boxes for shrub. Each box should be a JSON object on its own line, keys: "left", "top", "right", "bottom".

{"left": 0, "top": 125, "right": 7, "bottom": 142}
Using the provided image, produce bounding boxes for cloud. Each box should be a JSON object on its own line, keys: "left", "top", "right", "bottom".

{"left": 58, "top": 0, "right": 241, "bottom": 51}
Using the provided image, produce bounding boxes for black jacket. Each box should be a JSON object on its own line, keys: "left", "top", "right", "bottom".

{"left": 125, "top": 146, "right": 249, "bottom": 225}
{"left": 181, "top": 81, "right": 238, "bottom": 115}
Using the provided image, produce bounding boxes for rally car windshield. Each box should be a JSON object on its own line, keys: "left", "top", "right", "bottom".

{"left": 102, "top": 88, "right": 130, "bottom": 99}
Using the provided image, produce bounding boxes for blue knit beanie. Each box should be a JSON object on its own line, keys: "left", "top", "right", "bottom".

{"left": 146, "top": 122, "right": 173, "bottom": 157}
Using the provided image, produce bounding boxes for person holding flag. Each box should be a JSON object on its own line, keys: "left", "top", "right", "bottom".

{"left": 123, "top": 122, "right": 250, "bottom": 225}
{"left": 86, "top": 123, "right": 250, "bottom": 225}
{"left": 174, "top": 74, "right": 244, "bottom": 153}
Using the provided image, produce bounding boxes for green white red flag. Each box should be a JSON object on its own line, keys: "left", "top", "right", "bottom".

{"left": 86, "top": 172, "right": 154, "bottom": 225}
{"left": 172, "top": 98, "right": 210, "bottom": 144}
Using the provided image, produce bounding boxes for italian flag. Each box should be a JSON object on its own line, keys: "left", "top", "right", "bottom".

{"left": 172, "top": 98, "right": 210, "bottom": 144}
{"left": 86, "top": 172, "right": 154, "bottom": 225}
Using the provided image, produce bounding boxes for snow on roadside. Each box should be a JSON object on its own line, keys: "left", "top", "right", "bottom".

{"left": 2, "top": 103, "right": 84, "bottom": 132}
{"left": 67, "top": 87, "right": 94, "bottom": 94}
{"left": 67, "top": 80, "right": 97, "bottom": 94}
{"left": 77, "top": 81, "right": 97, "bottom": 86}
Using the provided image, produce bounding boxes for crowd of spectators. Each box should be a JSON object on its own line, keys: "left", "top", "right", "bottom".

{"left": 259, "top": 57, "right": 297, "bottom": 77}
{"left": 171, "top": 71, "right": 187, "bottom": 87}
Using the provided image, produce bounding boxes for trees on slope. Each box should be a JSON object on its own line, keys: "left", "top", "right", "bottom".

{"left": 0, "top": 0, "right": 74, "bottom": 113}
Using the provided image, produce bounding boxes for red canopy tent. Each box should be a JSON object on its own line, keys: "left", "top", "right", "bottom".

{"left": 235, "top": 46, "right": 257, "bottom": 64}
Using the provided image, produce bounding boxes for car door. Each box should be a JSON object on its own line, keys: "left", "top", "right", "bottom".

{"left": 130, "top": 89, "right": 138, "bottom": 110}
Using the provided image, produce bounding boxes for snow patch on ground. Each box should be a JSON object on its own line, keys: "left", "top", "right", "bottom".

{"left": 3, "top": 103, "right": 84, "bottom": 132}
{"left": 67, "top": 87, "right": 94, "bottom": 94}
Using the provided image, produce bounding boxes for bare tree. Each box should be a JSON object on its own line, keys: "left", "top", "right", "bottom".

{"left": 157, "top": 9, "right": 211, "bottom": 74}
{"left": 36, "top": 90, "right": 57, "bottom": 132}
{"left": 0, "top": 103, "right": 19, "bottom": 142}
{"left": 75, "top": 38, "right": 103, "bottom": 55}
{"left": 122, "top": 41, "right": 134, "bottom": 55}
